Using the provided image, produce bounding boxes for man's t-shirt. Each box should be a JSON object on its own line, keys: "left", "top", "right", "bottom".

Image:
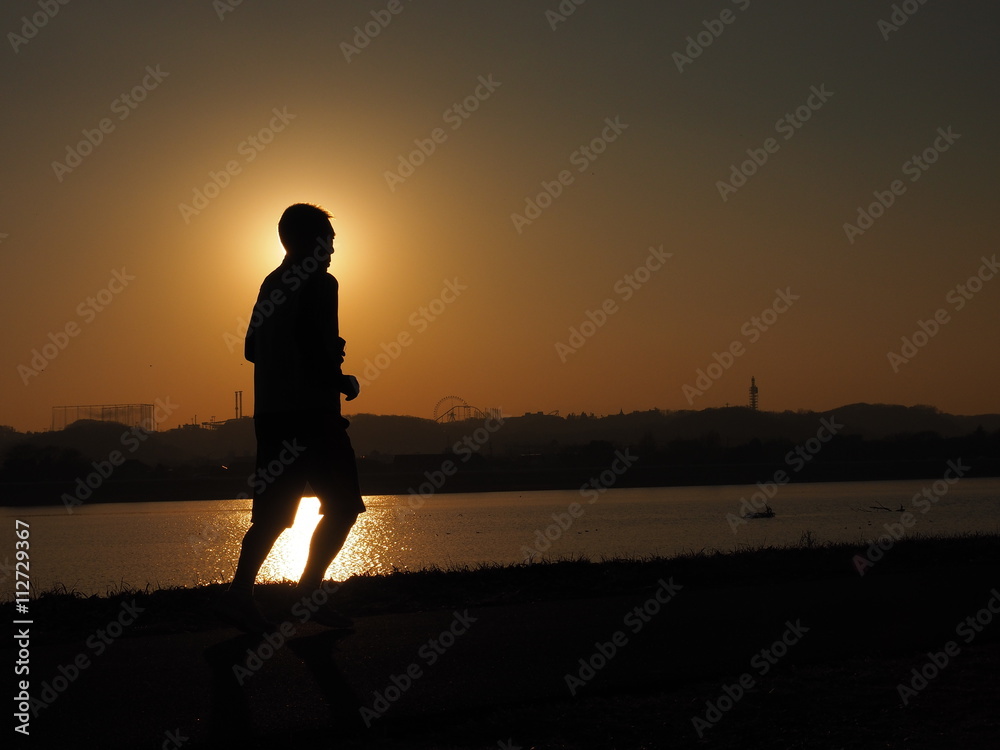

{"left": 245, "top": 259, "right": 345, "bottom": 415}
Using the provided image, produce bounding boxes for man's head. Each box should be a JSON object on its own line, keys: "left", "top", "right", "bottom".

{"left": 278, "top": 203, "right": 334, "bottom": 260}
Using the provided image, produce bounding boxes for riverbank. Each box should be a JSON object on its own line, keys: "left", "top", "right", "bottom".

{"left": 4, "top": 455, "right": 999, "bottom": 507}
{"left": 6, "top": 534, "right": 999, "bottom": 748}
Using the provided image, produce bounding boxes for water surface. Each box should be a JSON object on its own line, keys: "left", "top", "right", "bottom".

{"left": 3, "top": 478, "right": 998, "bottom": 598}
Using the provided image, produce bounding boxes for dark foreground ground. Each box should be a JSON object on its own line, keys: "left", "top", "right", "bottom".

{"left": 5, "top": 535, "right": 999, "bottom": 749}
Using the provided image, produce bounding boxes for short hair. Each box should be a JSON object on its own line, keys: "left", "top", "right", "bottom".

{"left": 277, "top": 203, "right": 334, "bottom": 254}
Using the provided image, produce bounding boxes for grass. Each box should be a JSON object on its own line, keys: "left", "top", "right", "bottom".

{"left": 5, "top": 531, "right": 998, "bottom": 642}
{"left": 330, "top": 643, "right": 1000, "bottom": 750}
{"left": 9, "top": 532, "right": 1000, "bottom": 749}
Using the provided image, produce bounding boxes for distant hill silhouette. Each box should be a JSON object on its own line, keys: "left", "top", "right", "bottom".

{"left": 1, "top": 404, "right": 997, "bottom": 503}
{"left": 1, "top": 404, "right": 998, "bottom": 470}
{"left": 348, "top": 404, "right": 1000, "bottom": 455}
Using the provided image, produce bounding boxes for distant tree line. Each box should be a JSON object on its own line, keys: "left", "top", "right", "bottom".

{"left": 0, "top": 406, "right": 997, "bottom": 501}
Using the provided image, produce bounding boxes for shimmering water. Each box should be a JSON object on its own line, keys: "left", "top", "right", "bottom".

{"left": 3, "top": 478, "right": 998, "bottom": 598}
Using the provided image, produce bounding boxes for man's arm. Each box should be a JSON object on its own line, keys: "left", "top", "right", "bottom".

{"left": 319, "top": 274, "right": 346, "bottom": 373}
{"left": 299, "top": 274, "right": 359, "bottom": 399}
{"left": 321, "top": 275, "right": 361, "bottom": 400}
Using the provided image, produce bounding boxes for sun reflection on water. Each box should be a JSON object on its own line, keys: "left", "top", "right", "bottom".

{"left": 187, "top": 495, "right": 419, "bottom": 588}
{"left": 257, "top": 496, "right": 404, "bottom": 583}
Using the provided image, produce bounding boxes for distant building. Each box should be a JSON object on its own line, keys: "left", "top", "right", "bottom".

{"left": 51, "top": 403, "right": 155, "bottom": 431}
{"left": 749, "top": 377, "right": 759, "bottom": 411}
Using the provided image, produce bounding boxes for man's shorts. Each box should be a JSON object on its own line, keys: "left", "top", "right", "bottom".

{"left": 251, "top": 410, "right": 366, "bottom": 528}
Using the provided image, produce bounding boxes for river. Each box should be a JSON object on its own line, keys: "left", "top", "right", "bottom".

{"left": 2, "top": 477, "right": 998, "bottom": 598}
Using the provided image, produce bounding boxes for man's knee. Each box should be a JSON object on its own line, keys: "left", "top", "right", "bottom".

{"left": 327, "top": 508, "right": 359, "bottom": 526}
{"left": 248, "top": 517, "right": 289, "bottom": 540}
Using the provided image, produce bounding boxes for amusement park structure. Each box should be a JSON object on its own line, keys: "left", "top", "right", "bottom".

{"left": 433, "top": 396, "right": 501, "bottom": 423}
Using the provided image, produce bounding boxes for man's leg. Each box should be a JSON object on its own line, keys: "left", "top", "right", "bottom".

{"left": 230, "top": 520, "right": 287, "bottom": 596}
{"left": 298, "top": 417, "right": 365, "bottom": 592}
{"left": 298, "top": 508, "right": 359, "bottom": 593}
{"left": 291, "top": 416, "right": 366, "bottom": 629}
{"left": 232, "top": 411, "right": 305, "bottom": 596}
{"left": 215, "top": 518, "right": 288, "bottom": 634}
{"left": 216, "top": 412, "right": 303, "bottom": 633}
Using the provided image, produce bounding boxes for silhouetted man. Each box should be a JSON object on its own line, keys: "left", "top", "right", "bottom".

{"left": 217, "top": 203, "right": 364, "bottom": 633}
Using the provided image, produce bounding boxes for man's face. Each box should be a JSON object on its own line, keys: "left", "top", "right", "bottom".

{"left": 316, "top": 231, "right": 334, "bottom": 269}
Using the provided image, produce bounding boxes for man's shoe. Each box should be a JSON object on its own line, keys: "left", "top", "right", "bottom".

{"left": 310, "top": 603, "right": 355, "bottom": 631}
{"left": 291, "top": 587, "right": 355, "bottom": 630}
{"left": 213, "top": 591, "right": 276, "bottom": 635}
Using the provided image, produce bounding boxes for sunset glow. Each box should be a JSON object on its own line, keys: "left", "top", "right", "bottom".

{"left": 3, "top": 1, "right": 998, "bottom": 433}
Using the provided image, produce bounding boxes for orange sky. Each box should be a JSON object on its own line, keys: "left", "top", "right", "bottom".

{"left": 2, "top": 1, "right": 998, "bottom": 432}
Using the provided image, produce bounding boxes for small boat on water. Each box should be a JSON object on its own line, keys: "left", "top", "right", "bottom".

{"left": 743, "top": 505, "right": 775, "bottom": 519}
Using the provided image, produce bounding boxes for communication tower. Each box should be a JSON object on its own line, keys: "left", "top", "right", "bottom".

{"left": 749, "top": 376, "right": 759, "bottom": 411}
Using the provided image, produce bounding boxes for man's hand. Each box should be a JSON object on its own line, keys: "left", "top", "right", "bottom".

{"left": 340, "top": 374, "right": 361, "bottom": 401}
